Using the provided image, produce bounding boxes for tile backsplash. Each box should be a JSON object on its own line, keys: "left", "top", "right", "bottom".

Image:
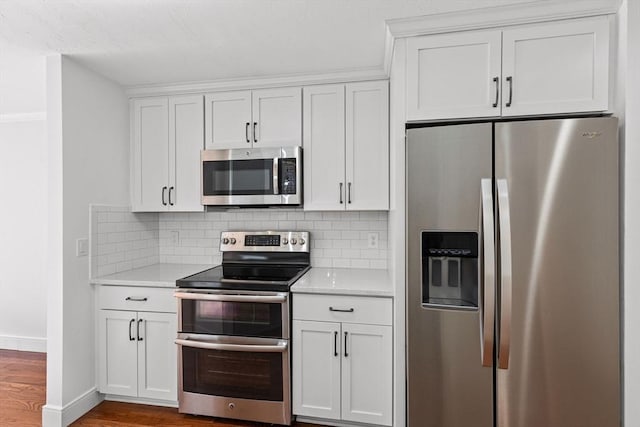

{"left": 90, "top": 207, "right": 389, "bottom": 277}
{"left": 90, "top": 205, "right": 159, "bottom": 278}
{"left": 159, "top": 209, "right": 388, "bottom": 269}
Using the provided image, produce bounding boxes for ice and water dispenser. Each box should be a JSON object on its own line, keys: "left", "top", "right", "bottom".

{"left": 422, "top": 232, "right": 478, "bottom": 309}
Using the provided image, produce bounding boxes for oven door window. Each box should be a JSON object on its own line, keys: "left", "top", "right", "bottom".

{"left": 203, "top": 159, "right": 274, "bottom": 196}
{"left": 182, "top": 345, "right": 284, "bottom": 401}
{"left": 181, "top": 299, "right": 283, "bottom": 338}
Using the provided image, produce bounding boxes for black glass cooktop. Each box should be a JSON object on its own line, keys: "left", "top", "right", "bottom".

{"left": 176, "top": 264, "right": 310, "bottom": 292}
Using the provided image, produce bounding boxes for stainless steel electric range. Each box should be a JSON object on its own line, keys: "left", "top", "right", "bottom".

{"left": 174, "top": 230, "right": 310, "bottom": 426}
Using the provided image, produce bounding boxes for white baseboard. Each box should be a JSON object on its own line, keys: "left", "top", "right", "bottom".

{"left": 42, "top": 388, "right": 103, "bottom": 427}
{"left": 0, "top": 334, "right": 47, "bottom": 352}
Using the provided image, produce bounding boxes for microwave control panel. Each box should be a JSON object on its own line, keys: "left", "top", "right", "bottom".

{"left": 280, "top": 158, "right": 297, "bottom": 195}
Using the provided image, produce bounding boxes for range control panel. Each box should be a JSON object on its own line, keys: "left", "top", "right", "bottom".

{"left": 220, "top": 231, "right": 310, "bottom": 253}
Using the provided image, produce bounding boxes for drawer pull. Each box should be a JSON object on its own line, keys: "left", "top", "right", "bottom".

{"left": 329, "top": 307, "right": 354, "bottom": 313}
{"left": 125, "top": 297, "right": 148, "bottom": 302}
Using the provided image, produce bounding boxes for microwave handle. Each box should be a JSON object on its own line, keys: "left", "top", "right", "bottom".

{"left": 273, "top": 158, "right": 279, "bottom": 195}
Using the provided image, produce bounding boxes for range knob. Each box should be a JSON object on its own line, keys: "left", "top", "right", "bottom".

{"left": 229, "top": 237, "right": 236, "bottom": 245}
{"left": 222, "top": 237, "right": 230, "bottom": 244}
{"left": 290, "top": 238, "right": 297, "bottom": 245}
{"left": 282, "top": 237, "right": 289, "bottom": 245}
{"left": 299, "top": 238, "right": 306, "bottom": 245}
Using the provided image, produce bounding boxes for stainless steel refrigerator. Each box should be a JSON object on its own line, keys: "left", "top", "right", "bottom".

{"left": 406, "top": 117, "right": 619, "bottom": 427}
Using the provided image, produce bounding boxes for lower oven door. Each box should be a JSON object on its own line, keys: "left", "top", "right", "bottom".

{"left": 175, "top": 333, "right": 291, "bottom": 425}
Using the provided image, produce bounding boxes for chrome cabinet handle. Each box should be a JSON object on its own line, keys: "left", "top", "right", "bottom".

{"left": 480, "top": 178, "right": 496, "bottom": 368}
{"left": 348, "top": 182, "right": 352, "bottom": 204}
{"left": 175, "top": 338, "right": 288, "bottom": 353}
{"left": 245, "top": 122, "right": 250, "bottom": 143}
{"left": 497, "top": 179, "right": 512, "bottom": 370}
{"left": 168, "top": 187, "right": 174, "bottom": 206}
{"left": 128, "top": 319, "right": 135, "bottom": 341}
{"left": 339, "top": 183, "right": 344, "bottom": 204}
{"left": 125, "top": 297, "right": 148, "bottom": 302}
{"left": 344, "top": 331, "right": 349, "bottom": 357}
{"left": 137, "top": 319, "right": 143, "bottom": 341}
{"left": 161, "top": 186, "right": 167, "bottom": 206}
{"left": 329, "top": 307, "right": 354, "bottom": 313}
{"left": 334, "top": 331, "right": 338, "bottom": 357}
{"left": 506, "top": 76, "right": 513, "bottom": 107}
{"left": 253, "top": 122, "right": 257, "bottom": 143}
{"left": 492, "top": 76, "right": 499, "bottom": 108}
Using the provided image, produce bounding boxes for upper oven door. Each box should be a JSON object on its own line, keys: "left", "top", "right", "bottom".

{"left": 201, "top": 147, "right": 301, "bottom": 206}
{"left": 175, "top": 290, "right": 290, "bottom": 339}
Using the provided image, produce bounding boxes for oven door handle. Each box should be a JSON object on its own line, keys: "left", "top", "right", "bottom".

{"left": 175, "top": 338, "right": 288, "bottom": 353}
{"left": 174, "top": 291, "right": 287, "bottom": 303}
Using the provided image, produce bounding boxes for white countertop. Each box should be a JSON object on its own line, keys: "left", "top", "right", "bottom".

{"left": 291, "top": 267, "right": 393, "bottom": 297}
{"left": 90, "top": 263, "right": 211, "bottom": 287}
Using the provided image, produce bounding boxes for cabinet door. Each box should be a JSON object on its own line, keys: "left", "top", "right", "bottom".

{"left": 252, "top": 87, "right": 302, "bottom": 148}
{"left": 502, "top": 16, "right": 609, "bottom": 116}
{"left": 168, "top": 95, "right": 204, "bottom": 212}
{"left": 342, "top": 323, "right": 393, "bottom": 426}
{"left": 131, "top": 98, "right": 169, "bottom": 212}
{"left": 98, "top": 310, "right": 138, "bottom": 397}
{"left": 303, "top": 85, "right": 346, "bottom": 210}
{"left": 345, "top": 81, "right": 389, "bottom": 210}
{"left": 407, "top": 30, "right": 502, "bottom": 121}
{"left": 137, "top": 312, "right": 177, "bottom": 401}
{"left": 205, "top": 91, "right": 252, "bottom": 149}
{"left": 293, "top": 320, "right": 341, "bottom": 420}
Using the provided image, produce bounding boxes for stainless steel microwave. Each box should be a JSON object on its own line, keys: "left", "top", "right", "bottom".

{"left": 201, "top": 146, "right": 302, "bottom": 207}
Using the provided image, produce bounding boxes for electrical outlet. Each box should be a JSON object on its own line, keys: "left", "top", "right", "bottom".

{"left": 76, "top": 238, "right": 89, "bottom": 257}
{"left": 170, "top": 230, "right": 179, "bottom": 246}
{"left": 367, "top": 232, "right": 379, "bottom": 249}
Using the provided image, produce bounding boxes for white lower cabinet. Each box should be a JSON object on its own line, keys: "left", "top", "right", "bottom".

{"left": 293, "top": 294, "right": 393, "bottom": 426}
{"left": 98, "top": 286, "right": 177, "bottom": 403}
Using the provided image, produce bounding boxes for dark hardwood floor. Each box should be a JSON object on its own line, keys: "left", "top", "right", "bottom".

{"left": 0, "top": 349, "right": 323, "bottom": 427}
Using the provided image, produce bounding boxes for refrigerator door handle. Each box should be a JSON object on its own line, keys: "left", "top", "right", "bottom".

{"left": 496, "top": 179, "right": 513, "bottom": 370}
{"left": 480, "top": 178, "right": 496, "bottom": 368}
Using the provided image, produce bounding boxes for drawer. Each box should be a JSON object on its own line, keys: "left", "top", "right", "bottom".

{"left": 293, "top": 294, "right": 392, "bottom": 326}
{"left": 98, "top": 286, "right": 176, "bottom": 313}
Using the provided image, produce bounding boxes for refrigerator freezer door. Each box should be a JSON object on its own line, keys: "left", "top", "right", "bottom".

{"left": 406, "top": 124, "right": 493, "bottom": 427}
{"left": 494, "top": 117, "right": 620, "bottom": 427}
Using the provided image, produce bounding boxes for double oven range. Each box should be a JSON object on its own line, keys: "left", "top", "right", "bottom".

{"left": 174, "top": 231, "right": 310, "bottom": 425}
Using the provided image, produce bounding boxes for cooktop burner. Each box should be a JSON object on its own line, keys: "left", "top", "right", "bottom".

{"left": 176, "top": 231, "right": 311, "bottom": 292}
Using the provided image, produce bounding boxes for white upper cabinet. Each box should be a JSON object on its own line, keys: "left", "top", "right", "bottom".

{"left": 131, "top": 95, "right": 204, "bottom": 212}
{"left": 406, "top": 16, "right": 610, "bottom": 121}
{"left": 205, "top": 87, "right": 301, "bottom": 149}
{"left": 252, "top": 87, "right": 302, "bottom": 147}
{"left": 204, "top": 91, "right": 252, "bottom": 149}
{"left": 303, "top": 80, "right": 389, "bottom": 211}
{"left": 345, "top": 81, "right": 389, "bottom": 211}
{"left": 303, "top": 84, "right": 346, "bottom": 211}
{"left": 407, "top": 30, "right": 502, "bottom": 121}
{"left": 168, "top": 96, "right": 205, "bottom": 211}
{"left": 132, "top": 97, "right": 169, "bottom": 212}
{"left": 501, "top": 16, "right": 610, "bottom": 116}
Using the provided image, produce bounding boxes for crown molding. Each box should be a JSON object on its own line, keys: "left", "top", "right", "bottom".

{"left": 125, "top": 68, "right": 388, "bottom": 98}
{"left": 0, "top": 112, "right": 47, "bottom": 123}
{"left": 384, "top": 0, "right": 621, "bottom": 74}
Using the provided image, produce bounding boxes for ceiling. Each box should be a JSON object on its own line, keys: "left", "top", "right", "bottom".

{"left": 0, "top": 0, "right": 534, "bottom": 88}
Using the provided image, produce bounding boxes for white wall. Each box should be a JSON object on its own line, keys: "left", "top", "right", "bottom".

{"left": 0, "top": 52, "right": 48, "bottom": 352}
{"left": 623, "top": 0, "right": 640, "bottom": 425}
{"left": 43, "top": 54, "right": 129, "bottom": 426}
